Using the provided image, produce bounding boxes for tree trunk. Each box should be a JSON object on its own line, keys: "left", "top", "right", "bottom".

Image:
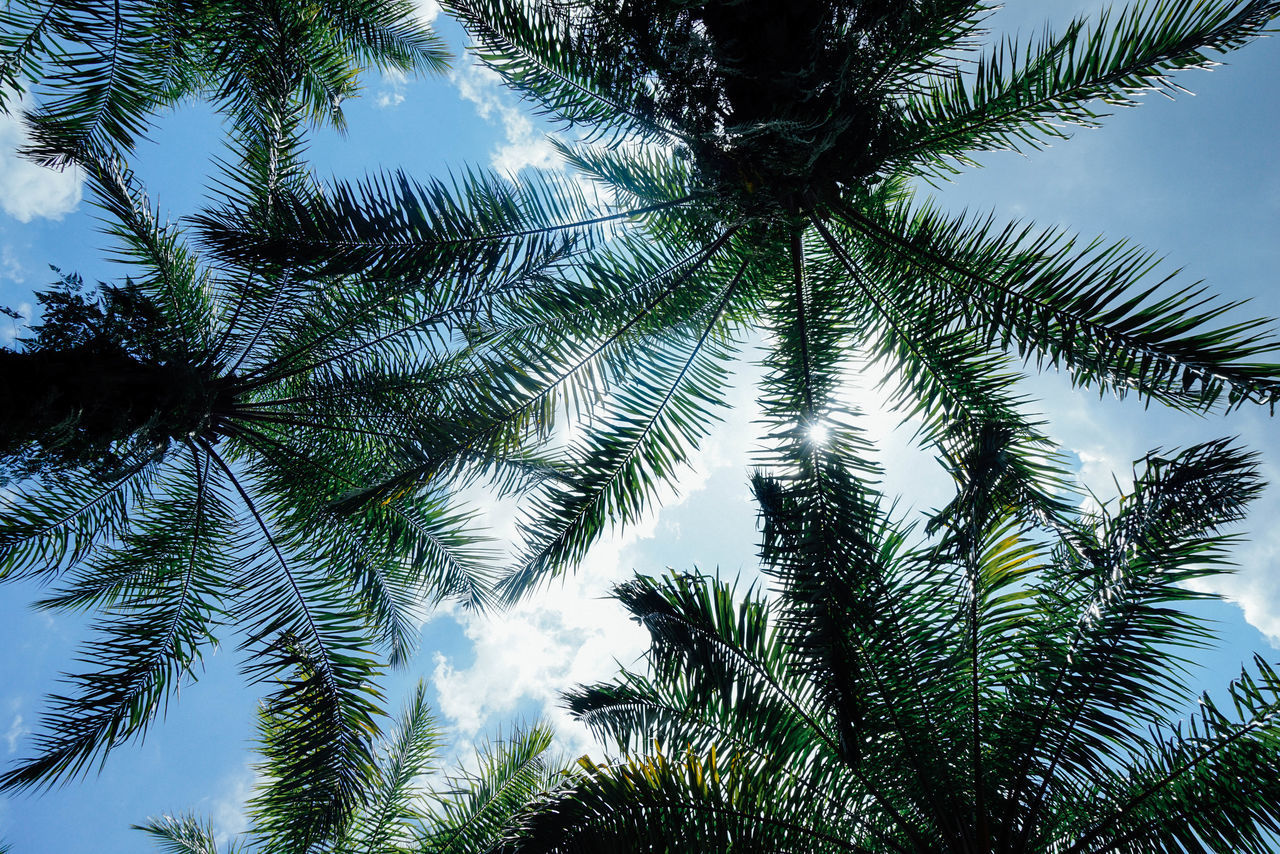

{"left": 0, "top": 346, "right": 215, "bottom": 466}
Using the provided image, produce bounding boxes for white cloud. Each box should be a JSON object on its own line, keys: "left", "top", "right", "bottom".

{"left": 415, "top": 0, "right": 441, "bottom": 26}
{"left": 376, "top": 68, "right": 409, "bottom": 110}
{"left": 207, "top": 764, "right": 255, "bottom": 846}
{"left": 1189, "top": 548, "right": 1280, "bottom": 646}
{"left": 1186, "top": 448, "right": 1280, "bottom": 647}
{"left": 430, "top": 360, "right": 769, "bottom": 758}
{"left": 451, "top": 60, "right": 559, "bottom": 176}
{"left": 432, "top": 501, "right": 658, "bottom": 758}
{"left": 0, "top": 107, "right": 82, "bottom": 222}
{"left": 4, "top": 699, "right": 25, "bottom": 754}
{"left": 0, "top": 244, "right": 23, "bottom": 284}
{"left": 1072, "top": 445, "right": 1134, "bottom": 514}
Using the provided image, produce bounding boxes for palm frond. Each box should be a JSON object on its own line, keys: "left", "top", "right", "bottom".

{"left": 501, "top": 255, "right": 745, "bottom": 599}
{"left": 0, "top": 464, "right": 155, "bottom": 580}
{"left": 1060, "top": 655, "right": 1280, "bottom": 854}
{"left": 836, "top": 196, "right": 1280, "bottom": 412}
{"left": 193, "top": 167, "right": 590, "bottom": 283}
{"left": 336, "top": 680, "right": 441, "bottom": 854}
{"left": 134, "top": 814, "right": 223, "bottom": 854}
{"left": 246, "top": 639, "right": 385, "bottom": 854}
{"left": 0, "top": 449, "right": 227, "bottom": 791}
{"left": 895, "top": 1, "right": 1280, "bottom": 175}
{"left": 425, "top": 722, "right": 558, "bottom": 854}
{"left": 509, "top": 749, "right": 886, "bottom": 854}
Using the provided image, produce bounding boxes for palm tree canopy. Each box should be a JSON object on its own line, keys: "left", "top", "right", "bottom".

{"left": 229, "top": 0, "right": 1280, "bottom": 597}
{"left": 0, "top": 75, "right": 583, "bottom": 791}
{"left": 0, "top": 0, "right": 449, "bottom": 164}
{"left": 136, "top": 681, "right": 563, "bottom": 854}
{"left": 509, "top": 427, "right": 1280, "bottom": 853}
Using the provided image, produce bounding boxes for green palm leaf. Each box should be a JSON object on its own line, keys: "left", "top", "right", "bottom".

{"left": 2, "top": 0, "right": 448, "bottom": 164}
{"left": 518, "top": 430, "right": 1280, "bottom": 853}
{"left": 138, "top": 685, "right": 561, "bottom": 854}
{"left": 893, "top": 1, "right": 1280, "bottom": 175}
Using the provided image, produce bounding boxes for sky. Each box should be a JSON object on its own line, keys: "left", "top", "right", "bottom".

{"left": 1, "top": 2, "right": 1279, "bottom": 851}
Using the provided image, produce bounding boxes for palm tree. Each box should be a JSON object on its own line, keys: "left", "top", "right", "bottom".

{"left": 223, "top": 0, "right": 1280, "bottom": 597}
{"left": 136, "top": 681, "right": 562, "bottom": 854}
{"left": 509, "top": 425, "right": 1280, "bottom": 853}
{"left": 0, "top": 0, "right": 448, "bottom": 164}
{"left": 0, "top": 81, "right": 578, "bottom": 791}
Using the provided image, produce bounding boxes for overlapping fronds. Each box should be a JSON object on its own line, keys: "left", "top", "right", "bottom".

{"left": 894, "top": 0, "right": 1280, "bottom": 175}
{"left": 1, "top": 0, "right": 448, "bottom": 164}
{"left": 0, "top": 450, "right": 227, "bottom": 791}
{"left": 334, "top": 682, "right": 440, "bottom": 854}
{"left": 835, "top": 197, "right": 1280, "bottom": 412}
{"left": 502, "top": 253, "right": 747, "bottom": 598}
{"left": 0, "top": 28, "right": 563, "bottom": 790}
{"left": 138, "top": 684, "right": 562, "bottom": 854}
{"left": 508, "top": 749, "right": 881, "bottom": 854}
{"left": 415, "top": 0, "right": 1280, "bottom": 595}
{"left": 517, "top": 432, "right": 1280, "bottom": 853}
{"left": 423, "top": 722, "right": 559, "bottom": 854}
{"left": 246, "top": 639, "right": 385, "bottom": 854}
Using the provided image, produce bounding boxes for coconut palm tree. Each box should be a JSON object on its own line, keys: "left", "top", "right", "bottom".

{"left": 136, "top": 681, "right": 562, "bottom": 854}
{"left": 0, "top": 0, "right": 448, "bottom": 164}
{"left": 222, "top": 0, "right": 1280, "bottom": 598}
{"left": 508, "top": 425, "right": 1280, "bottom": 853}
{"left": 0, "top": 80, "right": 580, "bottom": 790}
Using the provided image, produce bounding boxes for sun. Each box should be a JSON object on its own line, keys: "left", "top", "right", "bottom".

{"left": 806, "top": 421, "right": 830, "bottom": 447}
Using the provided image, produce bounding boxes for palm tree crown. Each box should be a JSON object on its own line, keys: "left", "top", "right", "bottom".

{"left": 231, "top": 0, "right": 1280, "bottom": 598}
{"left": 0, "top": 101, "right": 577, "bottom": 791}
{"left": 512, "top": 429, "right": 1280, "bottom": 853}
{"left": 0, "top": 0, "right": 449, "bottom": 164}
{"left": 137, "top": 681, "right": 563, "bottom": 854}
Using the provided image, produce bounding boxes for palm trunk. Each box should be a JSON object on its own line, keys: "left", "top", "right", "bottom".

{"left": 0, "top": 346, "right": 220, "bottom": 466}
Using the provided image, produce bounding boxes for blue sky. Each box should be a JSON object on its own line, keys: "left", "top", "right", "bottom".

{"left": 1, "top": 2, "right": 1279, "bottom": 850}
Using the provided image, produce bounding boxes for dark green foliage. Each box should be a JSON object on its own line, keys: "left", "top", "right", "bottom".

{"left": 0, "top": 272, "right": 227, "bottom": 480}
{"left": 0, "top": 84, "right": 574, "bottom": 790}
{"left": 237, "top": 0, "right": 1279, "bottom": 598}
{"left": 0, "top": 0, "right": 449, "bottom": 164}
{"left": 510, "top": 432, "right": 1280, "bottom": 853}
{"left": 136, "top": 682, "right": 563, "bottom": 854}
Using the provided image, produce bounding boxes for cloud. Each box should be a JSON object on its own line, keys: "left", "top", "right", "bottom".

{"left": 208, "top": 764, "right": 255, "bottom": 845}
{"left": 431, "top": 502, "right": 657, "bottom": 758}
{"left": 4, "top": 701, "right": 25, "bottom": 754}
{"left": 415, "top": 0, "right": 441, "bottom": 26}
{"left": 0, "top": 244, "right": 23, "bottom": 284}
{"left": 1186, "top": 447, "right": 1280, "bottom": 647}
{"left": 375, "top": 68, "right": 409, "bottom": 110}
{"left": 430, "top": 358, "right": 771, "bottom": 758}
{"left": 1190, "top": 548, "right": 1280, "bottom": 646}
{"left": 451, "top": 60, "right": 559, "bottom": 176}
{"left": 0, "top": 107, "right": 82, "bottom": 222}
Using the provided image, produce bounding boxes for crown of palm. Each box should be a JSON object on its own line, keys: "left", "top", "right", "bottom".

{"left": 137, "top": 681, "right": 563, "bottom": 854}
{"left": 0, "top": 97, "right": 582, "bottom": 793}
{"left": 208, "top": 0, "right": 1280, "bottom": 602}
{"left": 511, "top": 429, "right": 1280, "bottom": 853}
